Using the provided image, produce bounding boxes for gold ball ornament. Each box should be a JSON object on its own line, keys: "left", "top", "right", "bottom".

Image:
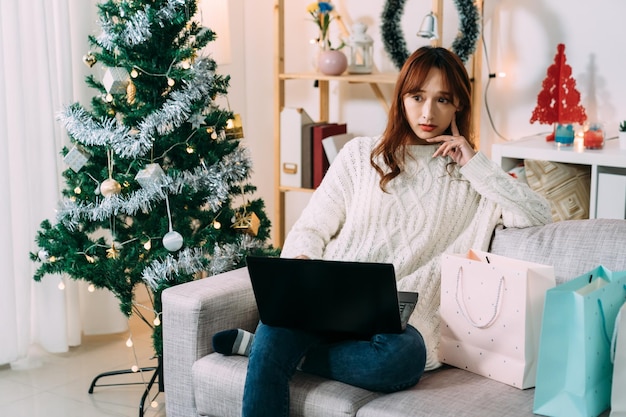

{"left": 100, "top": 178, "right": 122, "bottom": 197}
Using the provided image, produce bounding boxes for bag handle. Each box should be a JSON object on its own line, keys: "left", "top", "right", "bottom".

{"left": 610, "top": 284, "right": 626, "bottom": 364}
{"left": 455, "top": 266, "right": 505, "bottom": 329}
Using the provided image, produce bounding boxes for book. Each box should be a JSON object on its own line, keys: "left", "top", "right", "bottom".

{"left": 279, "top": 107, "right": 314, "bottom": 188}
{"left": 322, "top": 133, "right": 354, "bottom": 164}
{"left": 301, "top": 121, "right": 328, "bottom": 188}
{"left": 312, "top": 123, "right": 347, "bottom": 188}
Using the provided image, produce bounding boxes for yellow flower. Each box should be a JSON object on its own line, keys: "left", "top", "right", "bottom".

{"left": 306, "top": 2, "right": 319, "bottom": 13}
{"left": 306, "top": 1, "right": 343, "bottom": 50}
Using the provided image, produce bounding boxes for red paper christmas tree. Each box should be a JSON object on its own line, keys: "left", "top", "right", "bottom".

{"left": 530, "top": 44, "right": 587, "bottom": 140}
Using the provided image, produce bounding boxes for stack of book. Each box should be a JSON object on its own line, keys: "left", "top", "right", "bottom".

{"left": 280, "top": 107, "right": 354, "bottom": 189}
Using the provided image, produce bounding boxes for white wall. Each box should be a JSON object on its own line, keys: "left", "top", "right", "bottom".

{"left": 481, "top": 0, "right": 626, "bottom": 144}
{"left": 226, "top": 0, "right": 626, "bottom": 243}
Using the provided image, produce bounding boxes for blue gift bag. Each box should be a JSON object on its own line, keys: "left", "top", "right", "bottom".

{"left": 533, "top": 266, "right": 626, "bottom": 417}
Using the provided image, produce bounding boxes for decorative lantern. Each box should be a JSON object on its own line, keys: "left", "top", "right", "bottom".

{"left": 347, "top": 23, "right": 373, "bottom": 74}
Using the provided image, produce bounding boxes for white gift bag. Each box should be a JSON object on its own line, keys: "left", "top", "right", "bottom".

{"left": 611, "top": 302, "right": 626, "bottom": 417}
{"left": 439, "top": 249, "right": 555, "bottom": 389}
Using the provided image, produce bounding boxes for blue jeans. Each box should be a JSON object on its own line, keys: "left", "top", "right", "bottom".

{"left": 242, "top": 323, "right": 426, "bottom": 417}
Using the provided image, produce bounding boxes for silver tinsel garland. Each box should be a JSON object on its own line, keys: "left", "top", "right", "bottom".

{"left": 142, "top": 247, "right": 206, "bottom": 290}
{"left": 57, "top": 58, "right": 218, "bottom": 160}
{"left": 56, "top": 146, "right": 252, "bottom": 230}
{"left": 97, "top": 0, "right": 186, "bottom": 49}
{"left": 142, "top": 235, "right": 265, "bottom": 290}
{"left": 139, "top": 60, "right": 217, "bottom": 142}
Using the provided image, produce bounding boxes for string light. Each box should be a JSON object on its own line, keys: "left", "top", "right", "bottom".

{"left": 88, "top": 284, "right": 95, "bottom": 292}
{"left": 131, "top": 365, "right": 139, "bottom": 372}
{"left": 153, "top": 314, "right": 161, "bottom": 326}
{"left": 126, "top": 336, "right": 134, "bottom": 347}
{"left": 130, "top": 68, "right": 139, "bottom": 78}
{"left": 481, "top": 27, "right": 509, "bottom": 142}
{"left": 58, "top": 280, "right": 66, "bottom": 290}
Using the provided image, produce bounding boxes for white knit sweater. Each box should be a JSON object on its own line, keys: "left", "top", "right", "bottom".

{"left": 281, "top": 136, "right": 552, "bottom": 370}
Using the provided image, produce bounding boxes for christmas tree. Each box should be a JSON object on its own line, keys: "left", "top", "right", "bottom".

{"left": 530, "top": 43, "right": 587, "bottom": 140}
{"left": 30, "top": 0, "right": 276, "bottom": 355}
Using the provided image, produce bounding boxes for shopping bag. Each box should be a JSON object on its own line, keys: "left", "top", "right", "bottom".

{"left": 610, "top": 299, "right": 626, "bottom": 417}
{"left": 439, "top": 249, "right": 555, "bottom": 389}
{"left": 533, "top": 266, "right": 626, "bottom": 417}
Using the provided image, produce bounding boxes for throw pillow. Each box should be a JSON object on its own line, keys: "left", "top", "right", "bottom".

{"left": 524, "top": 160, "right": 591, "bottom": 222}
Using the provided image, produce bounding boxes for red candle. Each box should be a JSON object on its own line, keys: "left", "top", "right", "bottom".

{"left": 584, "top": 126, "right": 604, "bottom": 149}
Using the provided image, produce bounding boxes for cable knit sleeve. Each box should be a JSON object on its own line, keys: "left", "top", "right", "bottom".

{"left": 459, "top": 152, "right": 552, "bottom": 228}
{"left": 280, "top": 137, "right": 363, "bottom": 259}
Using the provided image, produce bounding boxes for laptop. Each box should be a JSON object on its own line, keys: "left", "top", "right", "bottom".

{"left": 245, "top": 255, "right": 418, "bottom": 338}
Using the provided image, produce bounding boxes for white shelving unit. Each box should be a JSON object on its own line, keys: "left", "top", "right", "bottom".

{"left": 492, "top": 134, "right": 626, "bottom": 219}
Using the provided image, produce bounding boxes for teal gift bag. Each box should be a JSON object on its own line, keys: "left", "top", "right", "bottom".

{"left": 533, "top": 266, "right": 626, "bottom": 417}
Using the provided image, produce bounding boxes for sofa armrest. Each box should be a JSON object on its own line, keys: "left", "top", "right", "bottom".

{"left": 162, "top": 267, "right": 258, "bottom": 417}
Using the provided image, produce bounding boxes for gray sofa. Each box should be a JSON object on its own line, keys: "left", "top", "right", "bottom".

{"left": 162, "top": 219, "right": 626, "bottom": 417}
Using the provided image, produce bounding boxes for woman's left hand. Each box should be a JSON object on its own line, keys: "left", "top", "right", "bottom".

{"left": 426, "top": 118, "right": 476, "bottom": 167}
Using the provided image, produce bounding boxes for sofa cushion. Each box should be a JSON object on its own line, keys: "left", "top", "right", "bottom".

{"left": 356, "top": 365, "right": 534, "bottom": 417}
{"left": 192, "top": 353, "right": 382, "bottom": 417}
{"left": 489, "top": 219, "right": 626, "bottom": 284}
{"left": 524, "top": 160, "right": 591, "bottom": 221}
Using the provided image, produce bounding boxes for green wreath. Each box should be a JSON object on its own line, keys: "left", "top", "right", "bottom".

{"left": 381, "top": 0, "right": 480, "bottom": 69}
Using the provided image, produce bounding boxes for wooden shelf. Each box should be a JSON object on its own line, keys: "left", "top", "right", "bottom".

{"left": 278, "top": 186, "right": 316, "bottom": 193}
{"left": 272, "top": 0, "right": 398, "bottom": 245}
{"left": 278, "top": 72, "right": 398, "bottom": 84}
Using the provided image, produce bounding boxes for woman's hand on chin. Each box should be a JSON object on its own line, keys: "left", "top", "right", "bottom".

{"left": 427, "top": 118, "right": 476, "bottom": 166}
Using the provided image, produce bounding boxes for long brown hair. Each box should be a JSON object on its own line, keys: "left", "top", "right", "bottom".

{"left": 371, "top": 46, "right": 474, "bottom": 191}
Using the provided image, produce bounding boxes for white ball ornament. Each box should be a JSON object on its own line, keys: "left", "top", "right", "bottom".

{"left": 162, "top": 231, "right": 183, "bottom": 252}
{"left": 38, "top": 250, "right": 49, "bottom": 262}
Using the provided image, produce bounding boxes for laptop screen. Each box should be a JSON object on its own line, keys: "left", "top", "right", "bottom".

{"left": 246, "top": 256, "right": 416, "bottom": 337}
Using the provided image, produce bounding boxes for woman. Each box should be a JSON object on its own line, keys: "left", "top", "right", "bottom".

{"left": 214, "top": 46, "right": 552, "bottom": 416}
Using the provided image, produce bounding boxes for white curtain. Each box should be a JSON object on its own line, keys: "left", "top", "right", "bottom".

{"left": 0, "top": 0, "right": 127, "bottom": 367}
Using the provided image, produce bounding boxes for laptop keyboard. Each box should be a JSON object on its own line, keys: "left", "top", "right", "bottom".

{"left": 399, "top": 302, "right": 413, "bottom": 326}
